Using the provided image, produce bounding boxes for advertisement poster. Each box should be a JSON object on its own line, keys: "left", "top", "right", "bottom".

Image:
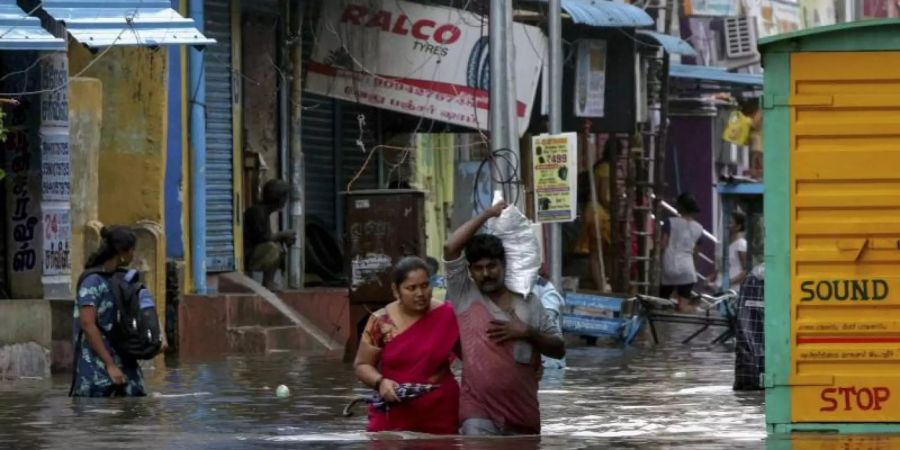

{"left": 532, "top": 133, "right": 578, "bottom": 223}
{"left": 306, "top": 0, "right": 547, "bottom": 136}
{"left": 574, "top": 40, "right": 607, "bottom": 118}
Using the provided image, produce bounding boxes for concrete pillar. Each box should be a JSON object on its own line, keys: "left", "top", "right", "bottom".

{"left": 68, "top": 77, "right": 102, "bottom": 290}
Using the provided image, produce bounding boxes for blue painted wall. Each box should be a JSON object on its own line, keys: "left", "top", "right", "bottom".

{"left": 164, "top": 2, "right": 185, "bottom": 259}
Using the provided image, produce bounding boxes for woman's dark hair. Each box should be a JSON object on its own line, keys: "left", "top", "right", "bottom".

{"left": 464, "top": 234, "right": 505, "bottom": 266}
{"left": 676, "top": 192, "right": 701, "bottom": 215}
{"left": 392, "top": 256, "right": 430, "bottom": 286}
{"left": 262, "top": 179, "right": 290, "bottom": 206}
{"left": 85, "top": 226, "right": 137, "bottom": 269}
{"left": 732, "top": 211, "right": 746, "bottom": 232}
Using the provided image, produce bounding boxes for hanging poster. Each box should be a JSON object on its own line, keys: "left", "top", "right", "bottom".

{"left": 574, "top": 40, "right": 607, "bottom": 118}
{"left": 532, "top": 133, "right": 578, "bottom": 223}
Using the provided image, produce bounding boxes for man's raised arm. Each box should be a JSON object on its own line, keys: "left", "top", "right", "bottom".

{"left": 444, "top": 201, "right": 507, "bottom": 261}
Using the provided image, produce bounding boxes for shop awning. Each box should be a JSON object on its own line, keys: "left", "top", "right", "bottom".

{"left": 669, "top": 64, "right": 763, "bottom": 87}
{"left": 39, "top": 0, "right": 214, "bottom": 49}
{"left": 535, "top": 0, "right": 654, "bottom": 27}
{"left": 0, "top": 1, "right": 65, "bottom": 51}
{"left": 636, "top": 30, "right": 697, "bottom": 56}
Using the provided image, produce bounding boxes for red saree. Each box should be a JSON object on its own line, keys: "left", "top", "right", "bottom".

{"left": 367, "top": 302, "right": 460, "bottom": 434}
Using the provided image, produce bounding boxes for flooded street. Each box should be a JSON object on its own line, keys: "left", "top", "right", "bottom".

{"left": 0, "top": 324, "right": 778, "bottom": 449}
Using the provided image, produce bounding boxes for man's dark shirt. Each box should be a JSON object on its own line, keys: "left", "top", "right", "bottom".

{"left": 243, "top": 204, "right": 272, "bottom": 250}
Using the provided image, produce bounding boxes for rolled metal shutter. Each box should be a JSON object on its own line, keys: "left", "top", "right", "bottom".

{"left": 204, "top": 0, "right": 236, "bottom": 272}
{"left": 302, "top": 95, "right": 337, "bottom": 233}
{"left": 302, "top": 10, "right": 337, "bottom": 233}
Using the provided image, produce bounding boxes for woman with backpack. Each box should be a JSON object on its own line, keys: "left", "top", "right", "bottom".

{"left": 72, "top": 226, "right": 155, "bottom": 397}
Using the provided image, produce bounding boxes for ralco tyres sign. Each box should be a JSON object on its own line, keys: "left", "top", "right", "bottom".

{"left": 305, "top": 0, "right": 547, "bottom": 136}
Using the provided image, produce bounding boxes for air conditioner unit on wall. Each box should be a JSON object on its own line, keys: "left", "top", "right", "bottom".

{"left": 724, "top": 17, "right": 757, "bottom": 59}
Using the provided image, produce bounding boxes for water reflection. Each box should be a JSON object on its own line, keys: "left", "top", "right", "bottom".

{"left": 0, "top": 324, "right": 770, "bottom": 449}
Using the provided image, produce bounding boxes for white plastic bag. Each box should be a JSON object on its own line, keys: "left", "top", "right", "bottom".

{"left": 488, "top": 205, "right": 541, "bottom": 297}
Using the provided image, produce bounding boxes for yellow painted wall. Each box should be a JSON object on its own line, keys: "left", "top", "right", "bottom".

{"left": 68, "top": 45, "right": 168, "bottom": 306}
{"left": 68, "top": 45, "right": 168, "bottom": 226}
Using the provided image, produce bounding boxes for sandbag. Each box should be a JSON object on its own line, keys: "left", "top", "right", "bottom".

{"left": 488, "top": 205, "right": 541, "bottom": 297}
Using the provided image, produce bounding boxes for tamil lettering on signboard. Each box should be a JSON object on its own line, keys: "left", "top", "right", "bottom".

{"left": 6, "top": 130, "right": 39, "bottom": 273}
{"left": 40, "top": 54, "right": 68, "bottom": 127}
{"left": 40, "top": 131, "right": 70, "bottom": 202}
{"left": 532, "top": 133, "right": 578, "bottom": 224}
{"left": 305, "top": 0, "right": 546, "bottom": 136}
{"left": 43, "top": 208, "right": 70, "bottom": 276}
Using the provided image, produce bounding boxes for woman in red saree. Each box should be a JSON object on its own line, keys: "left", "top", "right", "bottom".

{"left": 354, "top": 256, "right": 461, "bottom": 434}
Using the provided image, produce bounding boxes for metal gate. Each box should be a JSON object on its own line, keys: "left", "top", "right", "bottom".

{"left": 204, "top": 0, "right": 236, "bottom": 272}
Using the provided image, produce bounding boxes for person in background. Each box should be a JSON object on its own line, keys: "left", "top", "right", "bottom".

{"left": 444, "top": 201, "right": 566, "bottom": 436}
{"left": 574, "top": 138, "right": 614, "bottom": 291}
{"left": 660, "top": 193, "right": 704, "bottom": 312}
{"left": 72, "top": 226, "right": 147, "bottom": 397}
{"left": 353, "top": 257, "right": 461, "bottom": 434}
{"left": 709, "top": 212, "right": 748, "bottom": 293}
{"left": 532, "top": 275, "right": 566, "bottom": 370}
{"left": 243, "top": 179, "right": 296, "bottom": 290}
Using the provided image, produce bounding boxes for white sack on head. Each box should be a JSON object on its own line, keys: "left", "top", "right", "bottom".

{"left": 488, "top": 205, "right": 541, "bottom": 297}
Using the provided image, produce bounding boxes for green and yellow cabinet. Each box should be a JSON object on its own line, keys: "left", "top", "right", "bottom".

{"left": 763, "top": 19, "right": 900, "bottom": 434}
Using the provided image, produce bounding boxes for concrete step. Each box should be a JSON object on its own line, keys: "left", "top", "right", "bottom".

{"left": 226, "top": 295, "right": 296, "bottom": 328}
{"left": 227, "top": 325, "right": 335, "bottom": 355}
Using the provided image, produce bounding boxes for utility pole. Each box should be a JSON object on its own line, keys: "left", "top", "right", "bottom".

{"left": 548, "top": 0, "right": 563, "bottom": 289}
{"left": 489, "top": 0, "right": 519, "bottom": 200}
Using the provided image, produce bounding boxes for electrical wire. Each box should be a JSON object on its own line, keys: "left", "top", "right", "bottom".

{"left": 472, "top": 147, "right": 522, "bottom": 214}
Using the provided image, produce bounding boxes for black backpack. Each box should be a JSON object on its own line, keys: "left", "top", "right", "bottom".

{"left": 77, "top": 268, "right": 163, "bottom": 360}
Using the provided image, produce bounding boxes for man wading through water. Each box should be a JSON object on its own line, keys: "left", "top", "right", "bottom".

{"left": 444, "top": 201, "right": 566, "bottom": 435}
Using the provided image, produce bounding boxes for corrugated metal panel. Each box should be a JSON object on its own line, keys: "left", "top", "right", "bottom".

{"left": 41, "top": 0, "right": 214, "bottom": 48}
{"left": 537, "top": 0, "right": 653, "bottom": 28}
{"left": 0, "top": 1, "right": 65, "bottom": 51}
{"left": 204, "top": 0, "right": 235, "bottom": 272}
{"left": 636, "top": 30, "right": 698, "bottom": 56}
{"left": 302, "top": 94, "right": 337, "bottom": 232}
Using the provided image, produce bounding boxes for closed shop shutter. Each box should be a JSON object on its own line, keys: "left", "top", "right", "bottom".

{"left": 302, "top": 9, "right": 338, "bottom": 233}
{"left": 302, "top": 95, "right": 337, "bottom": 233}
{"left": 204, "top": 0, "right": 236, "bottom": 272}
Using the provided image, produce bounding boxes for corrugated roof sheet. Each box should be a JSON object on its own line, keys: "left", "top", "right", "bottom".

{"left": 537, "top": 0, "right": 654, "bottom": 27}
{"left": 41, "top": 0, "right": 215, "bottom": 48}
{"left": 670, "top": 64, "right": 763, "bottom": 87}
{"left": 636, "top": 30, "right": 697, "bottom": 56}
{"left": 0, "top": 0, "right": 65, "bottom": 51}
